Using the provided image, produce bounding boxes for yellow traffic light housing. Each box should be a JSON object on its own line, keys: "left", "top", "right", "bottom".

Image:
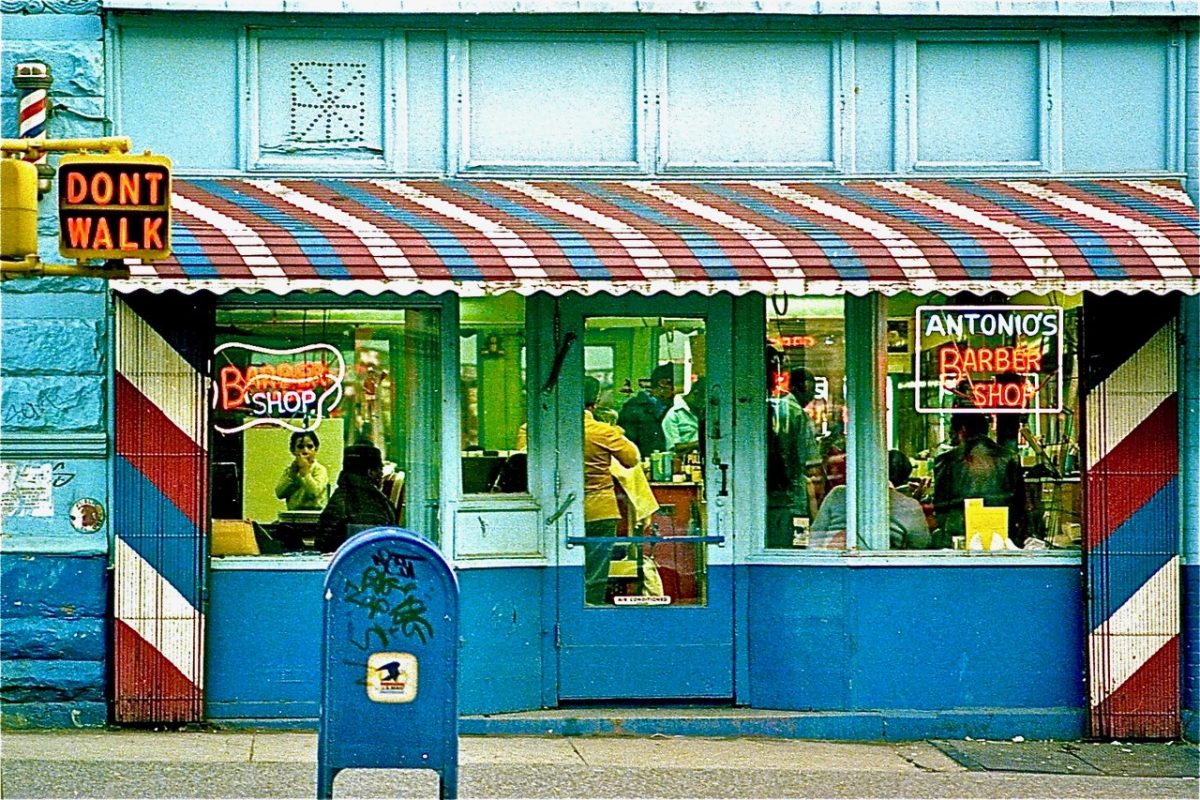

{"left": 1, "top": 158, "right": 39, "bottom": 260}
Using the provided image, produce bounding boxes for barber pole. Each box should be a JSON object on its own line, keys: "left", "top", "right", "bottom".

{"left": 13, "top": 61, "right": 52, "bottom": 193}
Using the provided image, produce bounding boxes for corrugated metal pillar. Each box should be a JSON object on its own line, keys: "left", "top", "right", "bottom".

{"left": 1082, "top": 294, "right": 1181, "bottom": 739}
{"left": 112, "top": 293, "right": 213, "bottom": 724}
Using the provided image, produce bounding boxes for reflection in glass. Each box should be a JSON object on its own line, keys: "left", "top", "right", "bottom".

{"left": 582, "top": 317, "right": 709, "bottom": 607}
{"left": 460, "top": 296, "right": 527, "bottom": 493}
{"left": 887, "top": 293, "right": 1081, "bottom": 552}
{"left": 765, "top": 297, "right": 848, "bottom": 549}
{"left": 209, "top": 306, "right": 440, "bottom": 556}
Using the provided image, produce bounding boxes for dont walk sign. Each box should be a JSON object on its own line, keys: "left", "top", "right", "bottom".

{"left": 57, "top": 153, "right": 172, "bottom": 261}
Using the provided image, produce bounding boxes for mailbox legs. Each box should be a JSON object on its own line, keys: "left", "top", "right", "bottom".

{"left": 439, "top": 763, "right": 458, "bottom": 800}
{"left": 316, "top": 763, "right": 337, "bottom": 799}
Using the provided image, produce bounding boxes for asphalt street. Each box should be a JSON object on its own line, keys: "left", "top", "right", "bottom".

{"left": 0, "top": 731, "right": 1195, "bottom": 799}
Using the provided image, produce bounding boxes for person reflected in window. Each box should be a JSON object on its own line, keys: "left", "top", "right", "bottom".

{"left": 617, "top": 362, "right": 674, "bottom": 457}
{"left": 315, "top": 444, "right": 397, "bottom": 553}
{"left": 788, "top": 367, "right": 826, "bottom": 507}
{"left": 766, "top": 354, "right": 822, "bottom": 548}
{"left": 932, "top": 413, "right": 1026, "bottom": 549}
{"left": 662, "top": 376, "right": 705, "bottom": 458}
{"left": 583, "top": 375, "right": 640, "bottom": 605}
{"left": 811, "top": 449, "right": 931, "bottom": 550}
{"left": 993, "top": 370, "right": 1025, "bottom": 454}
{"left": 274, "top": 430, "right": 329, "bottom": 511}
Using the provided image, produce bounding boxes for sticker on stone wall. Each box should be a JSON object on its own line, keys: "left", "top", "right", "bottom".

{"left": 0, "top": 462, "right": 54, "bottom": 517}
{"left": 69, "top": 497, "right": 106, "bottom": 532}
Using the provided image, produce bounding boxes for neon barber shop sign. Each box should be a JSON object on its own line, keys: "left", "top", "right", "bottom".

{"left": 914, "top": 306, "right": 1064, "bottom": 414}
{"left": 213, "top": 342, "right": 345, "bottom": 434}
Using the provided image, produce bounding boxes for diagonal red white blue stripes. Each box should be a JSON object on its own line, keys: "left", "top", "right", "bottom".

{"left": 1085, "top": 316, "right": 1181, "bottom": 739}
{"left": 112, "top": 298, "right": 207, "bottom": 723}
{"left": 120, "top": 178, "right": 1200, "bottom": 296}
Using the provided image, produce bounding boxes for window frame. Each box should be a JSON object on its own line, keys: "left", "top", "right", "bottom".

{"left": 748, "top": 292, "right": 1084, "bottom": 563}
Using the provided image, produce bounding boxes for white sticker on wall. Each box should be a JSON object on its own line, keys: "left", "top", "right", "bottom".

{"left": 0, "top": 462, "right": 54, "bottom": 517}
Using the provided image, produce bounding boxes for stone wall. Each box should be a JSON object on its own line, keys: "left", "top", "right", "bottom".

{"left": 1, "top": 2, "right": 110, "bottom": 729}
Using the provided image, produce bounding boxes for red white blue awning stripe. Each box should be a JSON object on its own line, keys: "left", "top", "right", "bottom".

{"left": 115, "top": 178, "right": 1200, "bottom": 296}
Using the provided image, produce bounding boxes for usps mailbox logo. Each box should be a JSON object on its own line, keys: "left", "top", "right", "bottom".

{"left": 367, "top": 652, "right": 418, "bottom": 703}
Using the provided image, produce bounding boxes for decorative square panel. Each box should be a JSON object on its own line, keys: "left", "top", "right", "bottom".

{"left": 288, "top": 61, "right": 368, "bottom": 147}
{"left": 254, "top": 36, "right": 387, "bottom": 169}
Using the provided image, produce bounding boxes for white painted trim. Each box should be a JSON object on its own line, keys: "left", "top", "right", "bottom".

{"left": 101, "top": 0, "right": 1200, "bottom": 17}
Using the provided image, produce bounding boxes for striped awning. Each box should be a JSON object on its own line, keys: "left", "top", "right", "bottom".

{"left": 114, "top": 178, "right": 1200, "bottom": 297}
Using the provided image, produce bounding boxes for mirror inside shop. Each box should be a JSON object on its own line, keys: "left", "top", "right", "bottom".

{"left": 208, "top": 307, "right": 440, "bottom": 557}
{"left": 769, "top": 294, "right": 1082, "bottom": 553}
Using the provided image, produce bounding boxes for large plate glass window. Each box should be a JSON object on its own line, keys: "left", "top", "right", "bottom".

{"left": 764, "top": 297, "right": 848, "bottom": 550}
{"left": 885, "top": 293, "right": 1081, "bottom": 553}
{"left": 208, "top": 306, "right": 440, "bottom": 557}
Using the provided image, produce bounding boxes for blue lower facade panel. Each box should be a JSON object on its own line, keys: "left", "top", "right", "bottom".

{"left": 205, "top": 564, "right": 547, "bottom": 723}
{"left": 747, "top": 562, "right": 1088, "bottom": 740}
{"left": 205, "top": 565, "right": 325, "bottom": 724}
{"left": 457, "top": 567, "right": 545, "bottom": 716}
{"left": 205, "top": 559, "right": 1092, "bottom": 739}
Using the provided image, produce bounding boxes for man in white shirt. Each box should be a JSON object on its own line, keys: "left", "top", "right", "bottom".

{"left": 662, "top": 377, "right": 705, "bottom": 456}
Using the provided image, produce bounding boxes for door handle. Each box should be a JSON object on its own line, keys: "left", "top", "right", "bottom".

{"left": 544, "top": 492, "right": 576, "bottom": 526}
{"left": 541, "top": 332, "right": 577, "bottom": 394}
{"left": 708, "top": 387, "right": 722, "bottom": 443}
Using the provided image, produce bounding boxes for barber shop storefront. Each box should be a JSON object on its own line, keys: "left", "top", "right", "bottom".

{"left": 94, "top": 7, "right": 1199, "bottom": 741}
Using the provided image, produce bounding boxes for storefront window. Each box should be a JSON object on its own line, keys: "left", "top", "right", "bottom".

{"left": 460, "top": 296, "right": 527, "bottom": 494}
{"left": 885, "top": 293, "right": 1081, "bottom": 553}
{"left": 765, "top": 297, "right": 848, "bottom": 550}
{"left": 208, "top": 305, "right": 440, "bottom": 557}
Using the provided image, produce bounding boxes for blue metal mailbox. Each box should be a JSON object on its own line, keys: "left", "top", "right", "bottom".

{"left": 317, "top": 527, "right": 460, "bottom": 799}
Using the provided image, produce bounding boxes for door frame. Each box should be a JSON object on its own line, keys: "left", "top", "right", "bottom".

{"left": 545, "top": 292, "right": 739, "bottom": 702}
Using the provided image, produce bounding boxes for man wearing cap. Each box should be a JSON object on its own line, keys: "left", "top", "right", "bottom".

{"left": 617, "top": 362, "right": 674, "bottom": 457}
{"left": 315, "top": 443, "right": 397, "bottom": 552}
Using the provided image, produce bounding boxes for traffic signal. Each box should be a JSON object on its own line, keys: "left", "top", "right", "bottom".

{"left": 1, "top": 158, "right": 39, "bottom": 260}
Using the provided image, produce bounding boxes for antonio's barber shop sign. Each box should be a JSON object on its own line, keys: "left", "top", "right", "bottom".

{"left": 213, "top": 342, "right": 345, "bottom": 434}
{"left": 915, "top": 306, "right": 1064, "bottom": 414}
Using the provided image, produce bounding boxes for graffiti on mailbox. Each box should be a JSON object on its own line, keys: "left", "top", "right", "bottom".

{"left": 342, "top": 548, "right": 434, "bottom": 651}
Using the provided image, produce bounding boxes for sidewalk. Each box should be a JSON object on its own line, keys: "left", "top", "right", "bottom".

{"left": 1, "top": 730, "right": 1196, "bottom": 799}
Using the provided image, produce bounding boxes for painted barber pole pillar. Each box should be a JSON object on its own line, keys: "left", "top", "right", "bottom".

{"left": 113, "top": 294, "right": 214, "bottom": 723}
{"left": 1083, "top": 295, "right": 1182, "bottom": 739}
{"left": 12, "top": 61, "right": 52, "bottom": 195}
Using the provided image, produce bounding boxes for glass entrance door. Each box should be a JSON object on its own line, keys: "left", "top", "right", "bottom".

{"left": 554, "top": 296, "right": 734, "bottom": 700}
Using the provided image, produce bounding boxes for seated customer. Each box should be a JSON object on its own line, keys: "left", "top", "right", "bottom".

{"left": 315, "top": 444, "right": 397, "bottom": 553}
{"left": 933, "top": 413, "right": 1025, "bottom": 549}
{"left": 274, "top": 430, "right": 329, "bottom": 510}
{"left": 810, "top": 449, "right": 931, "bottom": 549}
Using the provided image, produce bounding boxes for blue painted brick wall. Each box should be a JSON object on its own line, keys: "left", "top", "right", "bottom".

{"left": 0, "top": 553, "right": 108, "bottom": 728}
{"left": 1, "top": 6, "right": 110, "bottom": 730}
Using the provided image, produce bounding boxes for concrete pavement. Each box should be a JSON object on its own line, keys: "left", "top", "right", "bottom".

{"left": 0, "top": 730, "right": 1195, "bottom": 798}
